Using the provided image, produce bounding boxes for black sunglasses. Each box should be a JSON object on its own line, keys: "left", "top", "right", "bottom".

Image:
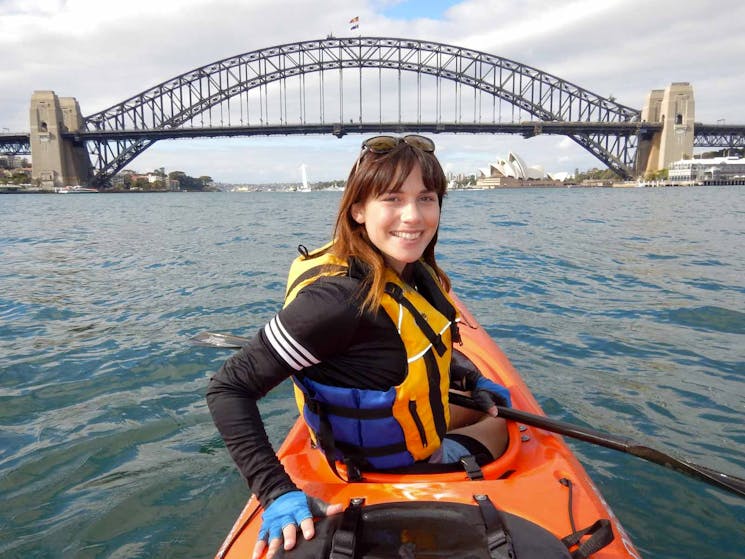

{"left": 361, "top": 134, "right": 436, "bottom": 154}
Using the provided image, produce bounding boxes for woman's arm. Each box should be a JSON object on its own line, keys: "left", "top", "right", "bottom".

{"left": 206, "top": 341, "right": 299, "bottom": 507}
{"left": 206, "top": 277, "right": 364, "bottom": 505}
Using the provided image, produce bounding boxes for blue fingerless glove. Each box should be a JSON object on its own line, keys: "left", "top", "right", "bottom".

{"left": 259, "top": 490, "right": 312, "bottom": 542}
{"left": 473, "top": 377, "right": 512, "bottom": 410}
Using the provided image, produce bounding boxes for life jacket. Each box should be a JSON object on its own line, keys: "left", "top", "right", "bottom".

{"left": 283, "top": 243, "right": 460, "bottom": 471}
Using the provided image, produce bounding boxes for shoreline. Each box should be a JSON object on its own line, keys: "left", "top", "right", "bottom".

{"left": 3, "top": 181, "right": 744, "bottom": 195}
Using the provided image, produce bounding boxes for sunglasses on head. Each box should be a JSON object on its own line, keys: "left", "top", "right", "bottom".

{"left": 361, "top": 134, "right": 436, "bottom": 154}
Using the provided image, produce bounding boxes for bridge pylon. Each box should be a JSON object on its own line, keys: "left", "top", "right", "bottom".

{"left": 637, "top": 83, "right": 695, "bottom": 176}
{"left": 30, "top": 91, "right": 92, "bottom": 190}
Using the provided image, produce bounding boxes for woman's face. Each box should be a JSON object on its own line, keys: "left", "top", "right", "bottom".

{"left": 351, "top": 164, "right": 440, "bottom": 275}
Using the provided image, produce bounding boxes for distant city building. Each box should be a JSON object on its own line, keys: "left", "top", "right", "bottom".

{"left": 668, "top": 156, "right": 745, "bottom": 183}
{"left": 0, "top": 155, "right": 28, "bottom": 169}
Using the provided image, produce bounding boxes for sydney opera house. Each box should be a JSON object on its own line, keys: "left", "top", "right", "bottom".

{"left": 475, "top": 152, "right": 566, "bottom": 188}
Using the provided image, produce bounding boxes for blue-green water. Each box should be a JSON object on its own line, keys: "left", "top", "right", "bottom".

{"left": 1, "top": 187, "right": 743, "bottom": 558}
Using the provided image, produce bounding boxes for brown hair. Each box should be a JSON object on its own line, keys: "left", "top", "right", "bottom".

{"left": 331, "top": 140, "right": 450, "bottom": 312}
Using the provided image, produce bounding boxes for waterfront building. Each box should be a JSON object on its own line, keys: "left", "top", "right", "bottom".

{"left": 478, "top": 151, "right": 545, "bottom": 181}
{"left": 475, "top": 151, "right": 566, "bottom": 188}
{"left": 668, "top": 156, "right": 745, "bottom": 184}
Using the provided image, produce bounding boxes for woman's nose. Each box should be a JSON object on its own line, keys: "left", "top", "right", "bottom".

{"left": 401, "top": 200, "right": 421, "bottom": 222}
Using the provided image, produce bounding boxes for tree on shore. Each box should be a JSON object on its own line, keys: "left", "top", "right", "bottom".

{"left": 573, "top": 167, "right": 622, "bottom": 182}
{"left": 168, "top": 171, "right": 213, "bottom": 191}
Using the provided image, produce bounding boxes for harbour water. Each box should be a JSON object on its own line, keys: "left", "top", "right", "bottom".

{"left": 1, "top": 186, "right": 743, "bottom": 558}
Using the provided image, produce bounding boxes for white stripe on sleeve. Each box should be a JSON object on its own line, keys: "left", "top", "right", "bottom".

{"left": 264, "top": 315, "right": 320, "bottom": 370}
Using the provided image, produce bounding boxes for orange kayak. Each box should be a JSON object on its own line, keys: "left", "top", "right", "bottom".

{"left": 214, "top": 294, "right": 641, "bottom": 559}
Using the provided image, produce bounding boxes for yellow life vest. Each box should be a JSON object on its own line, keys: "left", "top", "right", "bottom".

{"left": 283, "top": 244, "right": 460, "bottom": 470}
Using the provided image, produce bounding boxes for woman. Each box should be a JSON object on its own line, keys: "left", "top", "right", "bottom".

{"left": 207, "top": 135, "right": 511, "bottom": 559}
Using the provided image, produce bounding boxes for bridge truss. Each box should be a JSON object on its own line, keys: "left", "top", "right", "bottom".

{"left": 0, "top": 135, "right": 31, "bottom": 156}
{"left": 693, "top": 124, "right": 745, "bottom": 148}
{"left": 82, "top": 36, "right": 645, "bottom": 185}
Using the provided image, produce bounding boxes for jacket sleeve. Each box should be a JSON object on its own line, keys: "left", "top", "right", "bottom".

{"left": 206, "top": 277, "right": 361, "bottom": 507}
{"left": 206, "top": 339, "right": 298, "bottom": 508}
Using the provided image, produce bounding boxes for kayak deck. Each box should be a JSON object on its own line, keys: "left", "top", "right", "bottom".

{"left": 215, "top": 294, "right": 640, "bottom": 558}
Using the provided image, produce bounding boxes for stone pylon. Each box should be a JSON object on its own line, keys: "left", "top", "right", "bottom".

{"left": 30, "top": 91, "right": 93, "bottom": 190}
{"left": 637, "top": 83, "right": 695, "bottom": 176}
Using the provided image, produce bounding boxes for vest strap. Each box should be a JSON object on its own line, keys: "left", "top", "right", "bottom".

{"left": 385, "top": 282, "right": 447, "bottom": 356}
{"left": 305, "top": 398, "right": 394, "bottom": 420}
{"left": 311, "top": 398, "right": 365, "bottom": 483}
{"left": 285, "top": 263, "right": 348, "bottom": 301}
{"left": 302, "top": 395, "right": 408, "bottom": 458}
{"left": 334, "top": 438, "right": 409, "bottom": 458}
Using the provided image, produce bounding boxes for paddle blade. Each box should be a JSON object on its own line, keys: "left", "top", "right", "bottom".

{"left": 189, "top": 331, "right": 250, "bottom": 348}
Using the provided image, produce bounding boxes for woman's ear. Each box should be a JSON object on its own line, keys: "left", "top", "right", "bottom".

{"left": 350, "top": 203, "right": 365, "bottom": 224}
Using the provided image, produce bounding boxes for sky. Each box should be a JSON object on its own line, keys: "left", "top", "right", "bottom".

{"left": 3, "top": 0, "right": 745, "bottom": 184}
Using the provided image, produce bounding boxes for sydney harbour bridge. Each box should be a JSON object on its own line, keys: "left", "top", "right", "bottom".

{"left": 3, "top": 36, "right": 745, "bottom": 188}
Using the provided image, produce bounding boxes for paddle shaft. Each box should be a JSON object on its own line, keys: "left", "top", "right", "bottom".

{"left": 191, "top": 331, "right": 745, "bottom": 499}
{"left": 449, "top": 392, "right": 745, "bottom": 499}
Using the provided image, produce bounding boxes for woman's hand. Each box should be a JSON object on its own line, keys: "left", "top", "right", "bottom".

{"left": 472, "top": 377, "right": 512, "bottom": 417}
{"left": 253, "top": 490, "right": 344, "bottom": 559}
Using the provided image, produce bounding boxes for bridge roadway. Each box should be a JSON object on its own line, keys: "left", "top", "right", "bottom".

{"left": 71, "top": 121, "right": 659, "bottom": 141}
{"left": 4, "top": 122, "right": 744, "bottom": 157}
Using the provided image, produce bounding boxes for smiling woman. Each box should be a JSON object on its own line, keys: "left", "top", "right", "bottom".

{"left": 206, "top": 134, "right": 512, "bottom": 558}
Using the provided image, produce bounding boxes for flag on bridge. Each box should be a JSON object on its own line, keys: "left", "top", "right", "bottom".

{"left": 349, "top": 16, "right": 359, "bottom": 30}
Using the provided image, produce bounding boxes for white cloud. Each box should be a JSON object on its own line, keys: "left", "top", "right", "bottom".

{"left": 458, "top": 0, "right": 624, "bottom": 50}
{"left": 3, "top": 0, "right": 744, "bottom": 182}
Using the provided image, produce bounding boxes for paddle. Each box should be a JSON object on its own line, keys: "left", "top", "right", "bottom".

{"left": 190, "top": 330, "right": 745, "bottom": 499}
{"left": 189, "top": 331, "right": 251, "bottom": 348}
{"left": 447, "top": 393, "right": 745, "bottom": 499}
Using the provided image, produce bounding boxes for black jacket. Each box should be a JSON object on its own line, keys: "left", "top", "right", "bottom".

{"left": 206, "top": 271, "right": 410, "bottom": 506}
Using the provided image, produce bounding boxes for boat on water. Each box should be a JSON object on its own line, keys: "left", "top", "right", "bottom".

{"left": 55, "top": 185, "right": 99, "bottom": 194}
{"left": 212, "top": 293, "right": 640, "bottom": 559}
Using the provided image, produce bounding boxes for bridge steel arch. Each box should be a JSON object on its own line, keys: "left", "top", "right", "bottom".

{"left": 83, "top": 36, "right": 643, "bottom": 185}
